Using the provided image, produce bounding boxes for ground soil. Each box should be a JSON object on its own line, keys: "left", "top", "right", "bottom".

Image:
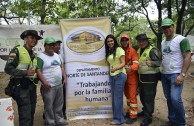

{"left": 1, "top": 63, "right": 194, "bottom": 126}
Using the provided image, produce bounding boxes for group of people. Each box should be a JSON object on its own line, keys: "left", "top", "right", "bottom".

{"left": 4, "top": 30, "right": 67, "bottom": 126}
{"left": 4, "top": 18, "right": 191, "bottom": 126}
{"left": 105, "top": 18, "right": 191, "bottom": 126}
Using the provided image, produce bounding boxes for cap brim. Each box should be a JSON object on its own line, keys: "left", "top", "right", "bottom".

{"left": 121, "top": 37, "right": 129, "bottom": 39}
{"left": 45, "top": 41, "right": 56, "bottom": 44}
{"left": 161, "top": 24, "right": 172, "bottom": 27}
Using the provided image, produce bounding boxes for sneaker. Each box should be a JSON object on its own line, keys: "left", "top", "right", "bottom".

{"left": 125, "top": 117, "right": 137, "bottom": 124}
{"left": 57, "top": 121, "right": 68, "bottom": 126}
{"left": 124, "top": 112, "right": 129, "bottom": 118}
{"left": 160, "top": 121, "right": 176, "bottom": 126}
{"left": 110, "top": 121, "right": 124, "bottom": 125}
{"left": 110, "top": 121, "right": 117, "bottom": 125}
{"left": 137, "top": 111, "right": 144, "bottom": 117}
{"left": 140, "top": 118, "right": 152, "bottom": 126}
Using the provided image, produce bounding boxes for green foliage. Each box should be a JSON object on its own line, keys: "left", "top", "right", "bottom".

{"left": 10, "top": 0, "right": 28, "bottom": 17}
{"left": 1, "top": 0, "right": 193, "bottom": 38}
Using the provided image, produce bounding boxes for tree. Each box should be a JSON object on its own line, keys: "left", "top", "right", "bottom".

{"left": 0, "top": 0, "right": 20, "bottom": 25}
{"left": 1, "top": 0, "right": 193, "bottom": 44}
{"left": 123, "top": 0, "right": 194, "bottom": 50}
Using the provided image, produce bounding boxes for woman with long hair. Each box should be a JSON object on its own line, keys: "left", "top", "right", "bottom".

{"left": 104, "top": 34, "right": 127, "bottom": 125}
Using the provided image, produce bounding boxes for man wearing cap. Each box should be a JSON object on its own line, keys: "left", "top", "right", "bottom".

{"left": 120, "top": 34, "right": 139, "bottom": 124}
{"left": 4, "top": 30, "right": 43, "bottom": 126}
{"left": 37, "top": 37, "right": 68, "bottom": 126}
{"left": 136, "top": 33, "right": 161, "bottom": 126}
{"left": 161, "top": 18, "right": 191, "bottom": 126}
{"left": 54, "top": 39, "right": 67, "bottom": 119}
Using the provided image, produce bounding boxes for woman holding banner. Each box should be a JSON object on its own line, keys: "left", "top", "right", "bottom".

{"left": 104, "top": 34, "right": 127, "bottom": 125}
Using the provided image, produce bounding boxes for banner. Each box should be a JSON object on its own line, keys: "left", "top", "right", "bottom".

{"left": 60, "top": 17, "right": 112, "bottom": 120}
{"left": 0, "top": 98, "right": 14, "bottom": 126}
{"left": 0, "top": 25, "right": 62, "bottom": 72}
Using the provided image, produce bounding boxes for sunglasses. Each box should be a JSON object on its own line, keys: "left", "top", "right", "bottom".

{"left": 107, "top": 40, "right": 114, "bottom": 43}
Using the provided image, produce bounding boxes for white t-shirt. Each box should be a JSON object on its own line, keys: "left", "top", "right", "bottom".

{"left": 38, "top": 52, "right": 62, "bottom": 87}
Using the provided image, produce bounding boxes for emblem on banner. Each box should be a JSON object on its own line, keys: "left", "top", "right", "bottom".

{"left": 66, "top": 27, "right": 105, "bottom": 53}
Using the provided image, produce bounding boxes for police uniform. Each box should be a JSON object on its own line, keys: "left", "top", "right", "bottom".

{"left": 138, "top": 45, "right": 161, "bottom": 120}
{"left": 4, "top": 30, "right": 42, "bottom": 126}
{"left": 136, "top": 34, "right": 161, "bottom": 126}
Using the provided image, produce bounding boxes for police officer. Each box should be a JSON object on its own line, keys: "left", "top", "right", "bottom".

{"left": 4, "top": 30, "right": 43, "bottom": 126}
{"left": 136, "top": 33, "right": 161, "bottom": 126}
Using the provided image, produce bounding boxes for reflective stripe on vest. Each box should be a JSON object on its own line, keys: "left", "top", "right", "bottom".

{"left": 130, "top": 103, "right": 138, "bottom": 107}
{"left": 16, "top": 46, "right": 37, "bottom": 79}
{"left": 130, "top": 110, "right": 138, "bottom": 114}
{"left": 137, "top": 46, "right": 159, "bottom": 74}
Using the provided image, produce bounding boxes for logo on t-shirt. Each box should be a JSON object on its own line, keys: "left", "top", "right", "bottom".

{"left": 51, "top": 60, "right": 60, "bottom": 65}
{"left": 163, "top": 46, "right": 171, "bottom": 53}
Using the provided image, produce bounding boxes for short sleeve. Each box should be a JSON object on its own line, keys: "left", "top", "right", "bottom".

{"left": 37, "top": 57, "right": 44, "bottom": 69}
{"left": 180, "top": 38, "right": 191, "bottom": 53}
{"left": 117, "top": 47, "right": 125, "bottom": 57}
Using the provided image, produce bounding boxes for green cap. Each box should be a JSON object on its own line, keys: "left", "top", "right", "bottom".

{"left": 44, "top": 37, "right": 56, "bottom": 44}
{"left": 162, "top": 18, "right": 174, "bottom": 27}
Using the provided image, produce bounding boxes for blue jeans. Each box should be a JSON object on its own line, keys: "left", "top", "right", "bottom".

{"left": 110, "top": 72, "right": 127, "bottom": 124}
{"left": 161, "top": 73, "right": 185, "bottom": 125}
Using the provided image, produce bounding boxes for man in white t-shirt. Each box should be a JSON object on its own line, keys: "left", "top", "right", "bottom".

{"left": 161, "top": 18, "right": 191, "bottom": 126}
{"left": 37, "top": 37, "right": 68, "bottom": 126}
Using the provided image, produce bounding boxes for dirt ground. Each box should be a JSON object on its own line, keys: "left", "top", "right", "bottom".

{"left": 1, "top": 63, "right": 194, "bottom": 126}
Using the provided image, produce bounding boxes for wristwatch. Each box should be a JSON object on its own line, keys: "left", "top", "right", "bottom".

{"left": 181, "top": 73, "right": 186, "bottom": 77}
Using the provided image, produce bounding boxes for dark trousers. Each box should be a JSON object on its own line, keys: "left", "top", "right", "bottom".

{"left": 63, "top": 86, "right": 66, "bottom": 119}
{"left": 14, "top": 84, "right": 37, "bottom": 126}
{"left": 138, "top": 74, "right": 158, "bottom": 119}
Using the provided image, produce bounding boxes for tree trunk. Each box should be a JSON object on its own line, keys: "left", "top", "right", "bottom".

{"left": 167, "top": 0, "right": 172, "bottom": 18}
{"left": 155, "top": 0, "right": 162, "bottom": 50}
{"left": 185, "top": 22, "right": 194, "bottom": 37}
{"left": 176, "top": 0, "right": 187, "bottom": 34}
{"left": 41, "top": 0, "right": 46, "bottom": 24}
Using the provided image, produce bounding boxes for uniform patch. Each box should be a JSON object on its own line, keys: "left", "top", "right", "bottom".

{"left": 9, "top": 53, "right": 16, "bottom": 57}
{"left": 7, "top": 57, "right": 14, "bottom": 63}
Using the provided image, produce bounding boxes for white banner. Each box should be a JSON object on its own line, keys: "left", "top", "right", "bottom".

{"left": 60, "top": 17, "right": 112, "bottom": 120}
{"left": 0, "top": 98, "right": 14, "bottom": 126}
{"left": 0, "top": 25, "right": 62, "bottom": 72}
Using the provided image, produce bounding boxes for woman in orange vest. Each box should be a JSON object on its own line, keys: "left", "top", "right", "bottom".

{"left": 120, "top": 34, "right": 139, "bottom": 124}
